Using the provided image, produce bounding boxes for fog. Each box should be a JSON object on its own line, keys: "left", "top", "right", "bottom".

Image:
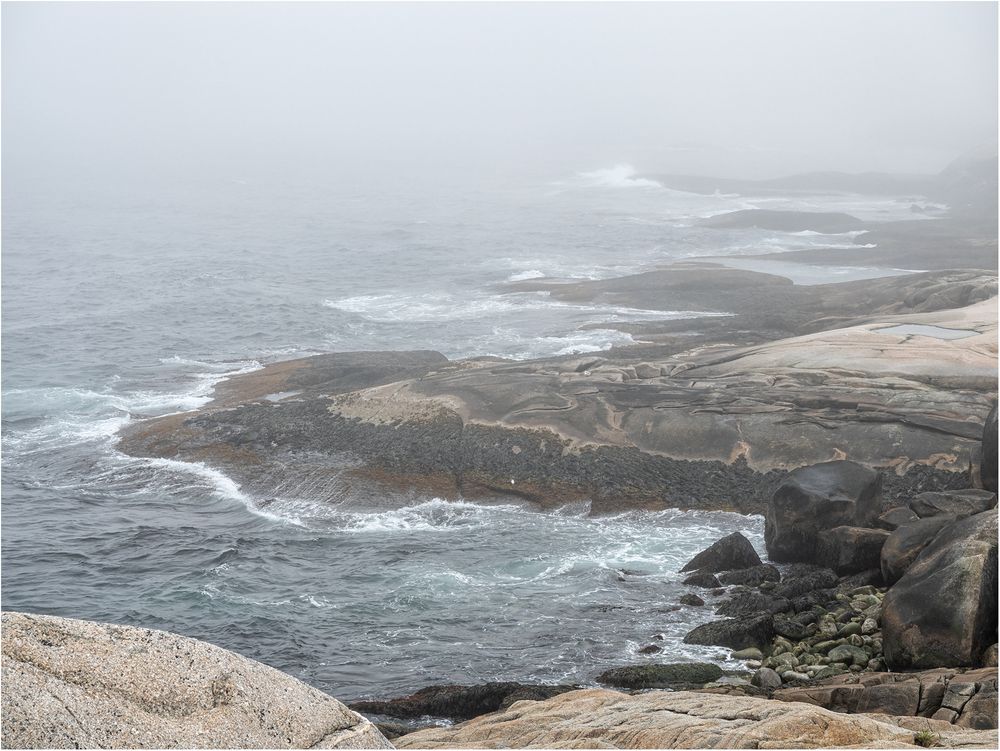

{"left": 3, "top": 1, "right": 997, "bottom": 185}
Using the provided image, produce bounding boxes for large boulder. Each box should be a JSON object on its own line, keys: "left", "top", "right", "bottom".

{"left": 909, "top": 489, "right": 997, "bottom": 519}
{"left": 765, "top": 461, "right": 882, "bottom": 563}
{"left": 0, "top": 612, "right": 391, "bottom": 749}
{"left": 394, "top": 689, "right": 998, "bottom": 749}
{"left": 815, "top": 526, "right": 890, "bottom": 575}
{"left": 881, "top": 515, "right": 957, "bottom": 585}
{"left": 682, "top": 613, "right": 775, "bottom": 651}
{"left": 680, "top": 532, "right": 762, "bottom": 574}
{"left": 982, "top": 405, "right": 997, "bottom": 492}
{"left": 882, "top": 510, "right": 998, "bottom": 669}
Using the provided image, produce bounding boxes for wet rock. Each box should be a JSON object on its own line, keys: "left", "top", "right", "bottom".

{"left": 781, "top": 670, "right": 810, "bottom": 683}
{"left": 683, "top": 613, "right": 775, "bottom": 651}
{"left": 771, "top": 566, "right": 839, "bottom": 599}
{"left": 718, "top": 564, "right": 781, "bottom": 587}
{"left": 638, "top": 645, "right": 662, "bottom": 655}
{"left": 882, "top": 510, "right": 998, "bottom": 669}
{"left": 910, "top": 489, "right": 997, "bottom": 519}
{"left": 751, "top": 667, "right": 782, "bottom": 691}
{"left": 881, "top": 515, "right": 957, "bottom": 585}
{"left": 596, "top": 662, "right": 723, "bottom": 689}
{"left": 715, "top": 591, "right": 790, "bottom": 618}
{"left": 0, "top": 612, "right": 391, "bottom": 749}
{"left": 350, "top": 682, "right": 578, "bottom": 721}
{"left": 876, "top": 507, "right": 919, "bottom": 531}
{"left": 836, "top": 569, "right": 885, "bottom": 591}
{"left": 680, "top": 531, "right": 762, "bottom": 574}
{"left": 682, "top": 571, "right": 722, "bottom": 588}
{"left": 816, "top": 526, "right": 890, "bottom": 575}
{"left": 679, "top": 594, "right": 705, "bottom": 607}
{"left": 772, "top": 616, "right": 810, "bottom": 641}
{"left": 981, "top": 404, "right": 997, "bottom": 492}
{"left": 827, "top": 644, "right": 869, "bottom": 667}
{"left": 765, "top": 461, "right": 882, "bottom": 563}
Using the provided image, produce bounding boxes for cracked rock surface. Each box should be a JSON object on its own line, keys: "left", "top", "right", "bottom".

{"left": 394, "top": 688, "right": 998, "bottom": 749}
{"left": 0, "top": 612, "right": 391, "bottom": 749}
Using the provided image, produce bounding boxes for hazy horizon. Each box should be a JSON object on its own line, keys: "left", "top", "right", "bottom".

{"left": 3, "top": 1, "right": 998, "bottom": 190}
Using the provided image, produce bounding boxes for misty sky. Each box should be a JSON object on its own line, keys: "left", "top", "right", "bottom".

{"left": 3, "top": 1, "right": 997, "bottom": 183}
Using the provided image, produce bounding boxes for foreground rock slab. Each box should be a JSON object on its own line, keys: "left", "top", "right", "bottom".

{"left": 0, "top": 612, "right": 391, "bottom": 749}
{"left": 394, "top": 688, "right": 998, "bottom": 748}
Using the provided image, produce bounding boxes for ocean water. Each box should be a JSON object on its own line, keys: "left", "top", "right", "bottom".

{"left": 1, "top": 166, "right": 925, "bottom": 701}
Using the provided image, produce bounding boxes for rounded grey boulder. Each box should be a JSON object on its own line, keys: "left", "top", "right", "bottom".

{"left": 765, "top": 461, "right": 882, "bottom": 564}
{"left": 680, "top": 531, "right": 762, "bottom": 574}
{"left": 0, "top": 612, "right": 391, "bottom": 749}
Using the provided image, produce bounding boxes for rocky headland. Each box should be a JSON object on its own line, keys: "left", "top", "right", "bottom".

{"left": 118, "top": 267, "right": 996, "bottom": 515}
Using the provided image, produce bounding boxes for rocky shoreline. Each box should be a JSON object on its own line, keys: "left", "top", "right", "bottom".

{"left": 5, "top": 198, "right": 998, "bottom": 748}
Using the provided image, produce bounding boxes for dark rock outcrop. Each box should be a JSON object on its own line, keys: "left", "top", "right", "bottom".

{"left": 680, "top": 532, "right": 762, "bottom": 574}
{"left": 770, "top": 565, "right": 839, "bottom": 600}
{"left": 880, "top": 516, "right": 957, "bottom": 585}
{"left": 699, "top": 209, "right": 866, "bottom": 234}
{"left": 910, "top": 489, "right": 997, "bottom": 519}
{"left": 682, "top": 571, "right": 722, "bottom": 588}
{"left": 765, "top": 462, "right": 882, "bottom": 564}
{"left": 596, "top": 663, "right": 724, "bottom": 689}
{"left": 718, "top": 564, "right": 781, "bottom": 587}
{"left": 815, "top": 526, "right": 890, "bottom": 576}
{"left": 882, "top": 510, "right": 998, "bottom": 669}
{"left": 715, "top": 591, "right": 790, "bottom": 618}
{"left": 349, "top": 682, "right": 578, "bottom": 722}
{"left": 875, "top": 507, "right": 919, "bottom": 531}
{"left": 982, "top": 405, "right": 997, "bottom": 492}
{"left": 683, "top": 613, "right": 775, "bottom": 651}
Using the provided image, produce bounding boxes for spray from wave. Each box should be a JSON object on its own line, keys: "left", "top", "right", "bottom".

{"left": 576, "top": 164, "right": 662, "bottom": 189}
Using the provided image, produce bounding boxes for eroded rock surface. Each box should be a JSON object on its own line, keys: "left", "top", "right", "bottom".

{"left": 117, "top": 275, "right": 997, "bottom": 516}
{"left": 394, "top": 688, "right": 998, "bottom": 748}
{"left": 0, "top": 612, "right": 391, "bottom": 749}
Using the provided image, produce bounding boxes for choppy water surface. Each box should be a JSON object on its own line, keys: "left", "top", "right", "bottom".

{"left": 2, "top": 167, "right": 924, "bottom": 699}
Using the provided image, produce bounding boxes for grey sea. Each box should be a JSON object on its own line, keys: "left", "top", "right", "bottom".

{"left": 1, "top": 166, "right": 930, "bottom": 700}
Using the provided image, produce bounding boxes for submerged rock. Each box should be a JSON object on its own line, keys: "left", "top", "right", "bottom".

{"left": 680, "top": 531, "right": 762, "bottom": 574}
{"left": 0, "top": 612, "right": 391, "bottom": 749}
{"left": 765, "top": 461, "right": 882, "bottom": 564}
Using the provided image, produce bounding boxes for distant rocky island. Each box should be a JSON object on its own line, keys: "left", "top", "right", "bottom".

{"left": 3, "top": 158, "right": 997, "bottom": 748}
